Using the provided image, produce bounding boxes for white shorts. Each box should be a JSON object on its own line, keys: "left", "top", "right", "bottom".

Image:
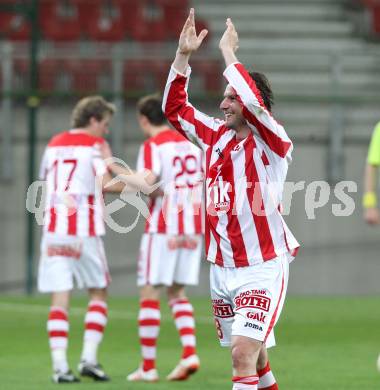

{"left": 137, "top": 234, "right": 202, "bottom": 287}
{"left": 210, "top": 253, "right": 289, "bottom": 348}
{"left": 38, "top": 233, "right": 111, "bottom": 293}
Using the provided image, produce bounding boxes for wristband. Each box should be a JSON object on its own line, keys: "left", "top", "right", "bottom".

{"left": 363, "top": 191, "right": 377, "bottom": 208}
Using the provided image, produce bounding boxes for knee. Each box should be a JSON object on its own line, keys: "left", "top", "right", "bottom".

{"left": 231, "top": 343, "right": 256, "bottom": 372}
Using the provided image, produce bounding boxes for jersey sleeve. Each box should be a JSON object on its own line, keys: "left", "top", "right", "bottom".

{"left": 162, "top": 65, "right": 226, "bottom": 151}
{"left": 137, "top": 141, "right": 161, "bottom": 177}
{"left": 223, "top": 62, "right": 293, "bottom": 162}
{"left": 92, "top": 141, "right": 108, "bottom": 177}
{"left": 367, "top": 122, "right": 380, "bottom": 166}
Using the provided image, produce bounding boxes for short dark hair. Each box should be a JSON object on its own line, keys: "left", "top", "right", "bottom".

{"left": 71, "top": 95, "right": 115, "bottom": 128}
{"left": 249, "top": 71, "right": 274, "bottom": 112}
{"left": 137, "top": 93, "right": 167, "bottom": 126}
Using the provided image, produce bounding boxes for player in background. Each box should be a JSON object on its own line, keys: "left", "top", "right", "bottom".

{"left": 126, "top": 94, "right": 204, "bottom": 382}
{"left": 362, "top": 120, "right": 380, "bottom": 370}
{"left": 163, "top": 9, "right": 299, "bottom": 390}
{"left": 38, "top": 96, "right": 139, "bottom": 383}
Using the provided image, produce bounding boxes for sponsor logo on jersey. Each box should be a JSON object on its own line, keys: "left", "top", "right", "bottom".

{"left": 246, "top": 311, "right": 267, "bottom": 323}
{"left": 244, "top": 322, "right": 263, "bottom": 331}
{"left": 47, "top": 244, "right": 82, "bottom": 259}
{"left": 212, "top": 303, "right": 234, "bottom": 318}
{"left": 207, "top": 177, "right": 231, "bottom": 213}
{"left": 234, "top": 293, "right": 271, "bottom": 312}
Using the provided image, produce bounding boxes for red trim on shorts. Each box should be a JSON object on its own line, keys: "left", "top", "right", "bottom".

{"left": 264, "top": 263, "right": 285, "bottom": 342}
{"left": 88, "top": 195, "right": 95, "bottom": 236}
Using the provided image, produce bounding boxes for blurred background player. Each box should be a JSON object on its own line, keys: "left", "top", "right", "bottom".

{"left": 163, "top": 9, "right": 298, "bottom": 390}
{"left": 362, "top": 119, "right": 380, "bottom": 370}
{"left": 38, "top": 96, "right": 127, "bottom": 383}
{"left": 127, "top": 94, "right": 204, "bottom": 382}
{"left": 363, "top": 120, "right": 380, "bottom": 225}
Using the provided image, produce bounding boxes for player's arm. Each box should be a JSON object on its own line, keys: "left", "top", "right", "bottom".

{"left": 220, "top": 18, "right": 293, "bottom": 161}
{"left": 163, "top": 8, "right": 225, "bottom": 150}
{"left": 363, "top": 123, "right": 380, "bottom": 225}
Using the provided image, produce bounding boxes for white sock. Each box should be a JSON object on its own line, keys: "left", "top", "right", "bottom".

{"left": 52, "top": 349, "right": 69, "bottom": 373}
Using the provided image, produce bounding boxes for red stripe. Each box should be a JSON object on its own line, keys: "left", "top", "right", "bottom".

{"left": 179, "top": 327, "right": 195, "bottom": 336}
{"left": 223, "top": 150, "right": 249, "bottom": 267}
{"left": 193, "top": 203, "right": 203, "bottom": 234}
{"left": 157, "top": 198, "right": 167, "bottom": 233}
{"left": 49, "top": 330, "right": 68, "bottom": 338}
{"left": 85, "top": 322, "right": 104, "bottom": 333}
{"left": 48, "top": 131, "right": 104, "bottom": 147}
{"left": 48, "top": 207, "right": 56, "bottom": 232}
{"left": 244, "top": 139, "right": 276, "bottom": 261}
{"left": 232, "top": 375, "right": 259, "bottom": 385}
{"left": 67, "top": 207, "right": 77, "bottom": 235}
{"left": 143, "top": 142, "right": 153, "bottom": 170}
{"left": 164, "top": 73, "right": 226, "bottom": 146}
{"left": 257, "top": 361, "right": 271, "bottom": 377}
{"left": 264, "top": 265, "right": 285, "bottom": 342}
{"left": 234, "top": 63, "right": 266, "bottom": 110}
{"left": 174, "top": 310, "right": 193, "bottom": 319}
{"left": 243, "top": 107, "right": 291, "bottom": 158}
{"left": 88, "top": 304, "right": 107, "bottom": 316}
{"left": 49, "top": 311, "right": 67, "bottom": 321}
{"left": 139, "top": 319, "right": 160, "bottom": 326}
{"left": 178, "top": 205, "right": 184, "bottom": 234}
{"left": 141, "top": 299, "right": 160, "bottom": 309}
{"left": 140, "top": 337, "right": 157, "bottom": 347}
{"left": 145, "top": 198, "right": 155, "bottom": 232}
{"left": 88, "top": 195, "right": 95, "bottom": 236}
{"left": 145, "top": 235, "right": 153, "bottom": 284}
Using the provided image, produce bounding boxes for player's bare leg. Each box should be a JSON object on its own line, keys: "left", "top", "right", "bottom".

{"left": 78, "top": 287, "right": 110, "bottom": 381}
{"left": 166, "top": 283, "right": 200, "bottom": 381}
{"left": 49, "top": 291, "right": 79, "bottom": 383}
{"left": 127, "top": 285, "right": 161, "bottom": 382}
{"left": 231, "top": 335, "right": 261, "bottom": 389}
{"left": 257, "top": 346, "right": 278, "bottom": 389}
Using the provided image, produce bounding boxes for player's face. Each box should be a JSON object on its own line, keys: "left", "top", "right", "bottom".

{"left": 220, "top": 85, "right": 245, "bottom": 130}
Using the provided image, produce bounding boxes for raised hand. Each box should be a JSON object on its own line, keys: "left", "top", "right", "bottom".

{"left": 178, "top": 8, "right": 208, "bottom": 55}
{"left": 219, "top": 18, "right": 239, "bottom": 53}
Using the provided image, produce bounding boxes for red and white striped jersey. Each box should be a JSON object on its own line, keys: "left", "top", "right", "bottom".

{"left": 163, "top": 62, "right": 299, "bottom": 267}
{"left": 39, "top": 130, "right": 108, "bottom": 237}
{"left": 137, "top": 128, "right": 204, "bottom": 235}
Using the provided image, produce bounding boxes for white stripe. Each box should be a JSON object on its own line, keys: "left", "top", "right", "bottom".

{"left": 233, "top": 149, "right": 262, "bottom": 262}
{"left": 50, "top": 337, "right": 67, "bottom": 349}
{"left": 141, "top": 346, "right": 156, "bottom": 359}
{"left": 139, "top": 326, "right": 160, "bottom": 338}
{"left": 172, "top": 303, "right": 193, "bottom": 313}
{"left": 84, "top": 329, "right": 103, "bottom": 343}
{"left": 139, "top": 308, "right": 160, "bottom": 320}
{"left": 175, "top": 316, "right": 194, "bottom": 329}
{"left": 258, "top": 371, "right": 276, "bottom": 388}
{"left": 207, "top": 227, "right": 218, "bottom": 263}
{"left": 178, "top": 115, "right": 207, "bottom": 151}
{"left": 47, "top": 319, "right": 69, "bottom": 332}
{"left": 85, "top": 311, "right": 107, "bottom": 326}
{"left": 181, "top": 335, "right": 196, "bottom": 346}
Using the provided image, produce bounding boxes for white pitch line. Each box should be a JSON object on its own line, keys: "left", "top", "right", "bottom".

{"left": 0, "top": 302, "right": 213, "bottom": 324}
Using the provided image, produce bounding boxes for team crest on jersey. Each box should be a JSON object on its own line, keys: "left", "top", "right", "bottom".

{"left": 234, "top": 290, "right": 271, "bottom": 312}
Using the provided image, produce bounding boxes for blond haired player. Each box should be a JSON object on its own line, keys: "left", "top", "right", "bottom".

{"left": 126, "top": 94, "right": 204, "bottom": 382}
{"left": 38, "top": 96, "right": 136, "bottom": 383}
{"left": 163, "top": 9, "right": 299, "bottom": 390}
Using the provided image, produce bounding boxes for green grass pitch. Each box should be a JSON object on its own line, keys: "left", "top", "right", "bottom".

{"left": 0, "top": 295, "right": 379, "bottom": 389}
